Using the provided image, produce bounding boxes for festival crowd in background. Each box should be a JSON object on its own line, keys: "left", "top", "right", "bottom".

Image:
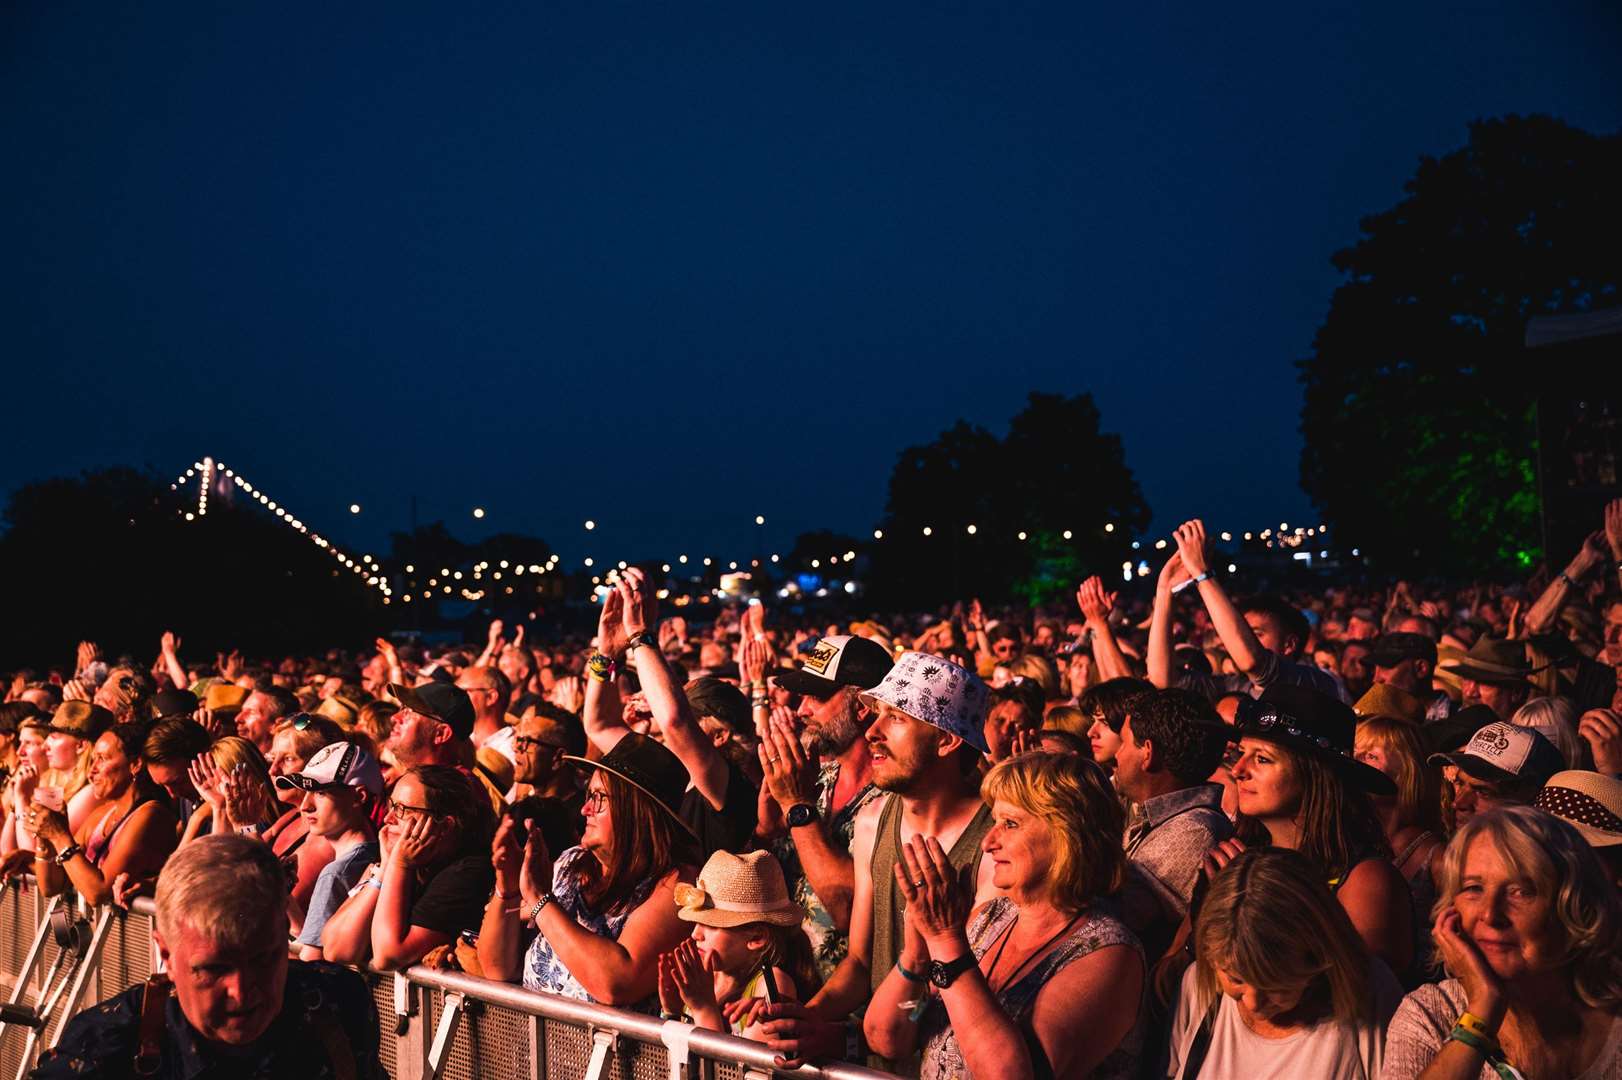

{"left": 6, "top": 501, "right": 1622, "bottom": 1078}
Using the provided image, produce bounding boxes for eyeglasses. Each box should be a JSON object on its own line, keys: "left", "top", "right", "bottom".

{"left": 582, "top": 790, "right": 609, "bottom": 814}
{"left": 513, "top": 737, "right": 566, "bottom": 754}
{"left": 386, "top": 798, "right": 441, "bottom": 821}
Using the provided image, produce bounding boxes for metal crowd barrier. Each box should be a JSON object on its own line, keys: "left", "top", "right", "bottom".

{"left": 0, "top": 877, "right": 895, "bottom": 1080}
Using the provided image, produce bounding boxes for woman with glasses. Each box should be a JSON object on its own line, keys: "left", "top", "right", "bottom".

{"left": 319, "top": 764, "right": 495, "bottom": 970}
{"left": 476, "top": 731, "right": 700, "bottom": 1008}
{"left": 256, "top": 714, "right": 347, "bottom": 934}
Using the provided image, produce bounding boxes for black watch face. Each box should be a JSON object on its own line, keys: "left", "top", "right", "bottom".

{"left": 787, "top": 804, "right": 816, "bottom": 827}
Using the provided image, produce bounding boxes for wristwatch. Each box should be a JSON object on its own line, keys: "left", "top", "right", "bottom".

{"left": 928, "top": 954, "right": 977, "bottom": 988}
{"left": 625, "top": 632, "right": 657, "bottom": 653}
{"left": 785, "top": 803, "right": 819, "bottom": 829}
{"left": 53, "top": 844, "right": 83, "bottom": 866}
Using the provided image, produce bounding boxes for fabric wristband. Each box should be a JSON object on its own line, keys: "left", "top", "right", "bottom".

{"left": 1456, "top": 1011, "right": 1495, "bottom": 1041}
{"left": 1448, "top": 1026, "right": 1524, "bottom": 1080}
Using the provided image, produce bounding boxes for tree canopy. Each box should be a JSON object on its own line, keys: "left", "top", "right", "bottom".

{"left": 869, "top": 391, "right": 1149, "bottom": 607}
{"left": 1299, "top": 115, "right": 1622, "bottom": 574}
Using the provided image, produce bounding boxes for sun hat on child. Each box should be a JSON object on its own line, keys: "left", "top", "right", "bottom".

{"left": 673, "top": 849, "right": 804, "bottom": 928}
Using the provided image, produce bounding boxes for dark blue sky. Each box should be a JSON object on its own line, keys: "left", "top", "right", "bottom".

{"left": 5, "top": 3, "right": 1619, "bottom": 570}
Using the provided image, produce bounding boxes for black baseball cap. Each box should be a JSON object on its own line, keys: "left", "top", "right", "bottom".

{"left": 386, "top": 682, "right": 474, "bottom": 740}
{"left": 772, "top": 635, "right": 895, "bottom": 699}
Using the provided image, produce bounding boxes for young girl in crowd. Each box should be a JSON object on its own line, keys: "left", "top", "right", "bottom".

{"left": 1166, "top": 847, "right": 1403, "bottom": 1079}
{"left": 657, "top": 849, "right": 815, "bottom": 1038}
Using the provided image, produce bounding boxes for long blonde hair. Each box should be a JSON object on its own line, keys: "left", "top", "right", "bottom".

{"left": 1196, "top": 847, "right": 1373, "bottom": 1025}
{"left": 1355, "top": 717, "right": 1443, "bottom": 836}
{"left": 1435, "top": 806, "right": 1622, "bottom": 1011}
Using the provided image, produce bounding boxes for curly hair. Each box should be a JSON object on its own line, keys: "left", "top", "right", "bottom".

{"left": 981, "top": 751, "right": 1126, "bottom": 910}
{"left": 1128, "top": 688, "right": 1227, "bottom": 785}
{"left": 1435, "top": 806, "right": 1622, "bottom": 1011}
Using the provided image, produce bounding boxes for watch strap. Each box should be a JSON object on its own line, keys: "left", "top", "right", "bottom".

{"left": 929, "top": 953, "right": 977, "bottom": 988}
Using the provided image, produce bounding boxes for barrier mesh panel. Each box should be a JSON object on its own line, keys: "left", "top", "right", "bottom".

{"left": 371, "top": 975, "right": 400, "bottom": 1078}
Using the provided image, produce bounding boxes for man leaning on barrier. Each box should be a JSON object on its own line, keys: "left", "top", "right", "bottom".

{"left": 33, "top": 833, "right": 385, "bottom": 1079}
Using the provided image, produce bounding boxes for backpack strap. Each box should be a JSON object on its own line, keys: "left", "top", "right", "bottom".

{"left": 133, "top": 974, "right": 173, "bottom": 1076}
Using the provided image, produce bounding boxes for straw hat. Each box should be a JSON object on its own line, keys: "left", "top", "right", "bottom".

{"left": 674, "top": 849, "right": 804, "bottom": 928}
{"left": 204, "top": 682, "right": 250, "bottom": 712}
{"left": 1536, "top": 771, "right": 1622, "bottom": 849}
{"left": 315, "top": 694, "right": 360, "bottom": 728}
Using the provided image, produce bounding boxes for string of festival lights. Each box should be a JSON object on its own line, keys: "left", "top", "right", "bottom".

{"left": 169, "top": 456, "right": 1350, "bottom": 607}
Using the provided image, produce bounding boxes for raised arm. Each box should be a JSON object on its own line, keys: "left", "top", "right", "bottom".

{"left": 1175, "top": 520, "right": 1267, "bottom": 675}
{"left": 1524, "top": 529, "right": 1608, "bottom": 636}
{"left": 1147, "top": 552, "right": 1189, "bottom": 689}
{"left": 1077, "top": 576, "right": 1132, "bottom": 681}
{"left": 159, "top": 632, "right": 188, "bottom": 691}
{"left": 620, "top": 569, "right": 728, "bottom": 811}
{"left": 582, "top": 589, "right": 633, "bottom": 755}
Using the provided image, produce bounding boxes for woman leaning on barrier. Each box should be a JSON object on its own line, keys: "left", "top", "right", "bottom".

{"left": 26, "top": 722, "right": 178, "bottom": 906}
{"left": 476, "top": 731, "right": 700, "bottom": 1007}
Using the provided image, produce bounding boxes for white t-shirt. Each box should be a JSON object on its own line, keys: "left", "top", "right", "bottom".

{"left": 1165, "top": 961, "right": 1403, "bottom": 1080}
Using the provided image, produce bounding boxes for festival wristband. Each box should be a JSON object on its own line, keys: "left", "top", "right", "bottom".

{"left": 1456, "top": 1011, "right": 1496, "bottom": 1041}
{"left": 896, "top": 959, "right": 927, "bottom": 983}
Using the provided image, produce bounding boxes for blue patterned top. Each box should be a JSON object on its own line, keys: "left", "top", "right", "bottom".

{"left": 522, "top": 846, "right": 660, "bottom": 1003}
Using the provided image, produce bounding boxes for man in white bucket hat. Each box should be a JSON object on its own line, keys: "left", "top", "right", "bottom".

{"left": 757, "top": 651, "right": 997, "bottom": 1073}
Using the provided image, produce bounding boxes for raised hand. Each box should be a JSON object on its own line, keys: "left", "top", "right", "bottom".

{"left": 1156, "top": 550, "right": 1191, "bottom": 596}
{"left": 222, "top": 764, "right": 272, "bottom": 828}
{"left": 518, "top": 819, "right": 553, "bottom": 907}
{"left": 1075, "top": 576, "right": 1118, "bottom": 624}
{"left": 487, "top": 619, "right": 505, "bottom": 650}
{"left": 1172, "top": 520, "right": 1210, "bottom": 578}
{"left": 491, "top": 815, "right": 525, "bottom": 895}
{"left": 548, "top": 675, "right": 584, "bottom": 714}
{"left": 895, "top": 836, "right": 974, "bottom": 948}
{"left": 219, "top": 649, "right": 244, "bottom": 681}
{"left": 966, "top": 599, "right": 986, "bottom": 634}
{"left": 1606, "top": 499, "right": 1622, "bottom": 562}
{"left": 740, "top": 637, "right": 772, "bottom": 687}
{"left": 391, "top": 814, "right": 443, "bottom": 869}
{"left": 75, "top": 641, "right": 102, "bottom": 676}
{"left": 618, "top": 567, "right": 658, "bottom": 638}
{"left": 1433, "top": 907, "right": 1506, "bottom": 1028}
{"left": 597, "top": 585, "right": 630, "bottom": 659}
{"left": 759, "top": 716, "right": 817, "bottom": 813}
{"left": 188, "top": 752, "right": 227, "bottom": 812}
{"left": 1572, "top": 530, "right": 1609, "bottom": 577}
{"left": 666, "top": 937, "right": 717, "bottom": 1014}
{"left": 1579, "top": 709, "right": 1622, "bottom": 776}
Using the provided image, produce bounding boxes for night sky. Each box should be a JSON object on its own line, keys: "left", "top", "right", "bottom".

{"left": 5, "top": 4, "right": 1619, "bottom": 571}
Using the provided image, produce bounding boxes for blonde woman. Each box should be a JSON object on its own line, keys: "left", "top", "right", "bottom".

{"left": 1382, "top": 806, "right": 1622, "bottom": 1079}
{"left": 1167, "top": 847, "right": 1403, "bottom": 1078}
{"left": 865, "top": 751, "right": 1145, "bottom": 1080}
{"left": 179, "top": 736, "right": 279, "bottom": 845}
{"left": 1355, "top": 715, "right": 1446, "bottom": 979}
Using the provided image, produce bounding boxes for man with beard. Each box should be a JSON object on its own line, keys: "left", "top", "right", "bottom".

{"left": 757, "top": 652, "right": 995, "bottom": 1073}
{"left": 758, "top": 634, "right": 893, "bottom": 982}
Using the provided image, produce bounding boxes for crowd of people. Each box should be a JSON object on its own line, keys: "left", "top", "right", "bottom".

{"left": 6, "top": 501, "right": 1622, "bottom": 1078}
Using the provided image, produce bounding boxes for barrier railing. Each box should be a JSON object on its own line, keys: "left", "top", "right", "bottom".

{"left": 0, "top": 878, "right": 895, "bottom": 1080}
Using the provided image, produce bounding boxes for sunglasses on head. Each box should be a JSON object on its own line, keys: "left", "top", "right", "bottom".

{"left": 1246, "top": 708, "right": 1333, "bottom": 751}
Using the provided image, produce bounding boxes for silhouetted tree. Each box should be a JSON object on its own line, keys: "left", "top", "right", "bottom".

{"left": 1299, "top": 115, "right": 1622, "bottom": 574}
{"left": 870, "top": 392, "right": 1149, "bottom": 606}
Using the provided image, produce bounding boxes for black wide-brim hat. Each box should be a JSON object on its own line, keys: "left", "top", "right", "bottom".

{"left": 563, "top": 732, "right": 698, "bottom": 840}
{"left": 1221, "top": 684, "right": 1396, "bottom": 796}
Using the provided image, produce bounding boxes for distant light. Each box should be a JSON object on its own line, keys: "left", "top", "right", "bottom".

{"left": 729, "top": 561, "right": 738, "bottom": 570}
{"left": 184, "top": 512, "right": 195, "bottom": 521}
{"left": 453, "top": 571, "right": 463, "bottom": 580}
{"left": 679, "top": 555, "right": 688, "bottom": 564}
{"left": 811, "top": 559, "right": 820, "bottom": 568}
{"left": 1351, "top": 548, "right": 1360, "bottom": 556}
{"left": 1131, "top": 541, "right": 1140, "bottom": 550}
{"left": 473, "top": 507, "right": 485, "bottom": 519}
{"left": 1243, "top": 532, "right": 1252, "bottom": 541}
{"left": 770, "top": 554, "right": 780, "bottom": 563}
{"left": 349, "top": 504, "right": 361, "bottom": 514}
{"left": 1154, "top": 539, "right": 1168, "bottom": 550}
{"left": 754, "top": 515, "right": 765, "bottom": 526}
{"left": 584, "top": 558, "right": 594, "bottom": 567}
{"left": 1018, "top": 531, "right": 1027, "bottom": 541}
{"left": 584, "top": 520, "right": 596, "bottom": 531}
{"left": 1104, "top": 523, "right": 1115, "bottom": 533}
{"left": 966, "top": 524, "right": 977, "bottom": 535}
{"left": 922, "top": 526, "right": 933, "bottom": 537}
{"left": 1220, "top": 532, "right": 1232, "bottom": 542}
{"left": 844, "top": 550, "right": 856, "bottom": 560}
{"left": 703, "top": 557, "right": 712, "bottom": 566}
{"left": 1063, "top": 530, "right": 1073, "bottom": 540}
{"left": 662, "top": 563, "right": 672, "bottom": 572}
{"left": 617, "top": 560, "right": 627, "bottom": 570}
{"left": 1280, "top": 522, "right": 1288, "bottom": 531}
{"left": 1227, "top": 563, "right": 1237, "bottom": 573}
{"left": 873, "top": 530, "right": 884, "bottom": 540}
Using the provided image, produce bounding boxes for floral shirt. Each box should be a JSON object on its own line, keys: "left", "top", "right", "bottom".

{"left": 771, "top": 759, "right": 882, "bottom": 982}
{"left": 523, "top": 846, "right": 659, "bottom": 1004}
